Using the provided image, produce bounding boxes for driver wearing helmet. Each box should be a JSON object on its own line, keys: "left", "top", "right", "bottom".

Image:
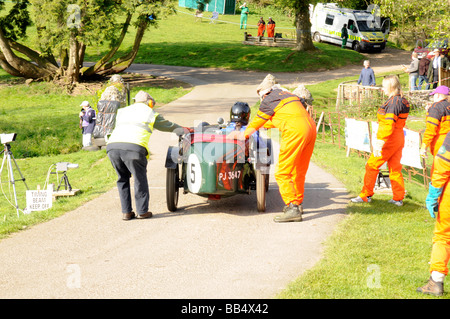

{"left": 223, "top": 102, "right": 251, "bottom": 133}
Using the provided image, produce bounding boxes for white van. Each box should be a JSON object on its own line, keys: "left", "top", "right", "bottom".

{"left": 310, "top": 3, "right": 390, "bottom": 52}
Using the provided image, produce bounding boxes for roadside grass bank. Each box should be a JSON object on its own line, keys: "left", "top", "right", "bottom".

{"left": 0, "top": 72, "right": 191, "bottom": 238}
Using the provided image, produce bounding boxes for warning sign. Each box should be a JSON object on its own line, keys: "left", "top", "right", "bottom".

{"left": 26, "top": 185, "right": 53, "bottom": 212}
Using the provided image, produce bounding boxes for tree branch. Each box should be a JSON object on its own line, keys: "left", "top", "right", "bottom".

{"left": 95, "top": 17, "right": 149, "bottom": 76}
{"left": 0, "top": 28, "right": 52, "bottom": 79}
{"left": 81, "top": 13, "right": 133, "bottom": 77}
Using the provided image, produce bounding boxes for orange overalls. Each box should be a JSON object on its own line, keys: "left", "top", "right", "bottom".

{"left": 267, "top": 20, "right": 275, "bottom": 37}
{"left": 244, "top": 89, "right": 316, "bottom": 206}
{"left": 428, "top": 133, "right": 450, "bottom": 275}
{"left": 422, "top": 99, "right": 450, "bottom": 172}
{"left": 359, "top": 95, "right": 410, "bottom": 201}
{"left": 257, "top": 20, "right": 266, "bottom": 36}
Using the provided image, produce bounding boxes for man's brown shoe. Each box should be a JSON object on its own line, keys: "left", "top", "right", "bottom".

{"left": 122, "top": 212, "right": 135, "bottom": 221}
{"left": 417, "top": 277, "right": 444, "bottom": 296}
{"left": 137, "top": 211, "right": 153, "bottom": 219}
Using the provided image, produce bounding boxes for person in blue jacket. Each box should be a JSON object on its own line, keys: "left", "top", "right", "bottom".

{"left": 357, "top": 60, "right": 376, "bottom": 86}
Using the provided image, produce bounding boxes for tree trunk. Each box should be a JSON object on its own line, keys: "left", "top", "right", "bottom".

{"left": 66, "top": 32, "right": 80, "bottom": 83}
{"left": 0, "top": 51, "right": 22, "bottom": 77}
{"left": 295, "top": 5, "right": 316, "bottom": 51}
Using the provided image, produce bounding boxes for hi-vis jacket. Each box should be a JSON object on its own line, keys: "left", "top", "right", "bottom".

{"left": 376, "top": 94, "right": 410, "bottom": 142}
{"left": 423, "top": 99, "right": 450, "bottom": 155}
{"left": 107, "top": 102, "right": 181, "bottom": 156}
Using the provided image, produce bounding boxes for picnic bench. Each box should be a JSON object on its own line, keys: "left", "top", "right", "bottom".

{"left": 242, "top": 32, "right": 296, "bottom": 48}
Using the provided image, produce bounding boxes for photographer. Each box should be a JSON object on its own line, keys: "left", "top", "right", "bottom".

{"left": 79, "top": 101, "right": 96, "bottom": 148}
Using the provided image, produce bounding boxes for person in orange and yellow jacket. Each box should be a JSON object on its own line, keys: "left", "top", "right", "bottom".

{"left": 257, "top": 17, "right": 266, "bottom": 36}
{"left": 351, "top": 75, "right": 410, "bottom": 206}
{"left": 420, "top": 85, "right": 450, "bottom": 173}
{"left": 417, "top": 131, "right": 450, "bottom": 296}
{"left": 228, "top": 74, "right": 316, "bottom": 222}
{"left": 267, "top": 17, "right": 275, "bottom": 38}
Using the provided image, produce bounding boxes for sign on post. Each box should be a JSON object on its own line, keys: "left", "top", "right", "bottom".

{"left": 26, "top": 185, "right": 53, "bottom": 213}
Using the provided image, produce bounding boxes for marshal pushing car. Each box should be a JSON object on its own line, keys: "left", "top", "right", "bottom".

{"left": 164, "top": 102, "right": 273, "bottom": 212}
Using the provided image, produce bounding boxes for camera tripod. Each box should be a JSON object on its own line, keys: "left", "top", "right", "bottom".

{"left": 0, "top": 143, "right": 29, "bottom": 217}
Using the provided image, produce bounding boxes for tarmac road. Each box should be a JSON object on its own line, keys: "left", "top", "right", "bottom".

{"left": 0, "top": 48, "right": 411, "bottom": 299}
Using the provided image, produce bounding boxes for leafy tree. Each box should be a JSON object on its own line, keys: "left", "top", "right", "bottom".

{"left": 373, "top": 0, "right": 450, "bottom": 38}
{"left": 276, "top": 0, "right": 315, "bottom": 51}
{"left": 0, "top": 0, "right": 175, "bottom": 84}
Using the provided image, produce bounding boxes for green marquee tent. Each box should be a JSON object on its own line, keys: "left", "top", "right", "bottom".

{"left": 179, "top": 0, "right": 236, "bottom": 15}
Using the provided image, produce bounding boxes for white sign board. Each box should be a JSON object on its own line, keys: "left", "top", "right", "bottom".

{"left": 345, "top": 118, "right": 371, "bottom": 152}
{"left": 26, "top": 185, "right": 53, "bottom": 212}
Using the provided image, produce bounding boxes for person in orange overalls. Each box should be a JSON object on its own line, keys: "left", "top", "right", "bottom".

{"left": 417, "top": 132, "right": 450, "bottom": 296}
{"left": 420, "top": 85, "right": 450, "bottom": 173}
{"left": 257, "top": 17, "right": 266, "bottom": 36}
{"left": 267, "top": 17, "right": 275, "bottom": 37}
{"left": 351, "top": 75, "right": 410, "bottom": 206}
{"left": 229, "top": 74, "right": 316, "bottom": 222}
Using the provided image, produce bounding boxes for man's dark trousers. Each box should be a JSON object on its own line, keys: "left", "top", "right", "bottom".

{"left": 107, "top": 148, "right": 149, "bottom": 215}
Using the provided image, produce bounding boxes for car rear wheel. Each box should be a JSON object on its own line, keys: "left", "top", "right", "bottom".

{"left": 166, "top": 166, "right": 179, "bottom": 212}
{"left": 256, "top": 169, "right": 267, "bottom": 212}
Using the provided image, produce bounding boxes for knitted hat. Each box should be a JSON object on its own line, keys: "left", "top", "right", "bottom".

{"left": 133, "top": 90, "right": 153, "bottom": 103}
{"left": 256, "top": 74, "right": 277, "bottom": 97}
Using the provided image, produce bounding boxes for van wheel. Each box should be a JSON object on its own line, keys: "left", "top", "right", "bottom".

{"left": 313, "top": 32, "right": 321, "bottom": 43}
{"left": 352, "top": 41, "right": 361, "bottom": 52}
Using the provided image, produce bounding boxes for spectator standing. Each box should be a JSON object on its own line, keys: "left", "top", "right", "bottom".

{"left": 267, "top": 17, "right": 276, "bottom": 37}
{"left": 428, "top": 49, "right": 441, "bottom": 89}
{"left": 257, "top": 17, "right": 266, "bottom": 36}
{"left": 357, "top": 60, "right": 376, "bottom": 86}
{"left": 402, "top": 52, "right": 419, "bottom": 91}
{"left": 239, "top": 3, "right": 249, "bottom": 30}
{"left": 418, "top": 53, "right": 431, "bottom": 90}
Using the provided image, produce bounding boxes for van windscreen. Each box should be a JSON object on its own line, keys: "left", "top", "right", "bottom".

{"left": 357, "top": 20, "right": 381, "bottom": 32}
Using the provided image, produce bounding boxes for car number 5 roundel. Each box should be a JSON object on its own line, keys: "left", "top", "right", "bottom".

{"left": 187, "top": 153, "right": 202, "bottom": 193}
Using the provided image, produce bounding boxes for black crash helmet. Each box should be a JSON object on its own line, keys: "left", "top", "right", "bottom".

{"left": 230, "top": 102, "right": 251, "bottom": 125}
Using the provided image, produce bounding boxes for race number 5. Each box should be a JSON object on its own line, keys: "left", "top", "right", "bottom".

{"left": 187, "top": 154, "right": 202, "bottom": 193}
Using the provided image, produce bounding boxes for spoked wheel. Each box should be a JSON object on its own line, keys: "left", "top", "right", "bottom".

{"left": 256, "top": 169, "right": 267, "bottom": 212}
{"left": 166, "top": 165, "right": 180, "bottom": 212}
